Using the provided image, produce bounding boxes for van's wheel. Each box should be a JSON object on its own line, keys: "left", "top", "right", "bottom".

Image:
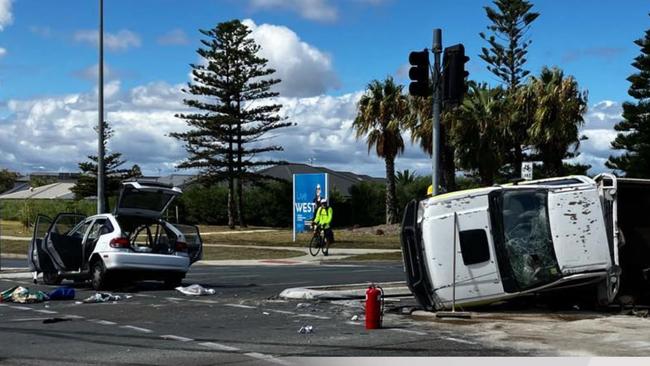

{"left": 43, "top": 272, "right": 62, "bottom": 285}
{"left": 164, "top": 274, "right": 184, "bottom": 289}
{"left": 91, "top": 260, "right": 109, "bottom": 290}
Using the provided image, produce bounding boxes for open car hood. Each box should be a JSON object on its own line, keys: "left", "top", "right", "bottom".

{"left": 115, "top": 181, "right": 182, "bottom": 219}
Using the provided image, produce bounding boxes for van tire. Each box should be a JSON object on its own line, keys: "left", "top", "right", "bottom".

{"left": 91, "top": 260, "right": 109, "bottom": 290}
{"left": 43, "top": 272, "right": 62, "bottom": 285}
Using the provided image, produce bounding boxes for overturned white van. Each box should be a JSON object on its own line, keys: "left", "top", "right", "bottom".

{"left": 400, "top": 175, "right": 650, "bottom": 311}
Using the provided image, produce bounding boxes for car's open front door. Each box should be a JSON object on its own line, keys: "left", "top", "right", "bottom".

{"left": 28, "top": 215, "right": 54, "bottom": 273}
{"left": 173, "top": 224, "right": 203, "bottom": 264}
{"left": 43, "top": 213, "right": 86, "bottom": 271}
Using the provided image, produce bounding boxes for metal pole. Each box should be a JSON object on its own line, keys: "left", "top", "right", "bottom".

{"left": 431, "top": 29, "right": 442, "bottom": 196}
{"left": 97, "top": 0, "right": 106, "bottom": 214}
{"left": 452, "top": 211, "right": 458, "bottom": 312}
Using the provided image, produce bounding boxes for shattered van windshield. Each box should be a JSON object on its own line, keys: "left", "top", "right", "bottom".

{"left": 501, "top": 190, "right": 560, "bottom": 290}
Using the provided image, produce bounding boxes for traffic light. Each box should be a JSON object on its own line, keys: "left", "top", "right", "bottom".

{"left": 442, "top": 44, "right": 470, "bottom": 106}
{"left": 408, "top": 49, "right": 430, "bottom": 97}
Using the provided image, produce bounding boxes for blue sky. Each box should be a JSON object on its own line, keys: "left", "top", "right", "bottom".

{"left": 0, "top": 0, "right": 648, "bottom": 176}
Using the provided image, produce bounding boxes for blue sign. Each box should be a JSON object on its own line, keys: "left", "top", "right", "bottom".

{"left": 293, "top": 173, "right": 328, "bottom": 240}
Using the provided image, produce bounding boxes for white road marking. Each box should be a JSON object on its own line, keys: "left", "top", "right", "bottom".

{"left": 9, "top": 317, "right": 51, "bottom": 322}
{"left": 160, "top": 334, "right": 194, "bottom": 342}
{"left": 90, "top": 319, "right": 116, "bottom": 325}
{"left": 345, "top": 321, "right": 361, "bottom": 326}
{"left": 34, "top": 310, "right": 58, "bottom": 314}
{"left": 244, "top": 352, "right": 293, "bottom": 366}
{"left": 442, "top": 336, "right": 477, "bottom": 345}
{"left": 268, "top": 309, "right": 295, "bottom": 315}
{"left": 189, "top": 299, "right": 220, "bottom": 304}
{"left": 389, "top": 328, "right": 427, "bottom": 336}
{"left": 224, "top": 304, "right": 256, "bottom": 309}
{"left": 165, "top": 297, "right": 184, "bottom": 301}
{"left": 9, "top": 306, "right": 31, "bottom": 311}
{"left": 198, "top": 342, "right": 240, "bottom": 352}
{"left": 294, "top": 314, "right": 331, "bottom": 320}
{"left": 0, "top": 303, "right": 7, "bottom": 307}
{"left": 63, "top": 315, "right": 84, "bottom": 319}
{"left": 120, "top": 325, "right": 153, "bottom": 333}
{"left": 134, "top": 294, "right": 155, "bottom": 298}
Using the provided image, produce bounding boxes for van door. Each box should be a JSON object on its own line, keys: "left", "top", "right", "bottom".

{"left": 43, "top": 214, "right": 87, "bottom": 271}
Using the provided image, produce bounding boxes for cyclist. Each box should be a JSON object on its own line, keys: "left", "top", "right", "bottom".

{"left": 313, "top": 198, "right": 333, "bottom": 255}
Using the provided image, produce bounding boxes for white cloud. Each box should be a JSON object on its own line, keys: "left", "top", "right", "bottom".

{"left": 0, "top": 0, "right": 12, "bottom": 31}
{"left": 0, "top": 47, "right": 6, "bottom": 58}
{"left": 158, "top": 28, "right": 190, "bottom": 46}
{"left": 74, "top": 29, "right": 142, "bottom": 52}
{"left": 249, "top": 0, "right": 337, "bottom": 22}
{"left": 242, "top": 19, "right": 339, "bottom": 97}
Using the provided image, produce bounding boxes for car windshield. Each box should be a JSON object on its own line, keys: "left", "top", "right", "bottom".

{"left": 500, "top": 190, "right": 561, "bottom": 290}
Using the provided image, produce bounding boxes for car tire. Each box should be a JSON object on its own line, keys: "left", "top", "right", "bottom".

{"left": 43, "top": 272, "right": 62, "bottom": 285}
{"left": 164, "top": 274, "right": 184, "bottom": 289}
{"left": 91, "top": 260, "right": 109, "bottom": 291}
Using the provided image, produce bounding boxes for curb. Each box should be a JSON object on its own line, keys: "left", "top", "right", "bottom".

{"left": 279, "top": 281, "right": 412, "bottom": 300}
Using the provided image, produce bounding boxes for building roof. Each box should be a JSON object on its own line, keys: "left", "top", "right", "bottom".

{"left": 258, "top": 163, "right": 384, "bottom": 196}
{"left": 0, "top": 182, "right": 76, "bottom": 200}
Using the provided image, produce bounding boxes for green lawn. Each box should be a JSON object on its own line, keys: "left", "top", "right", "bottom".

{"left": 341, "top": 251, "right": 404, "bottom": 262}
{"left": 202, "top": 246, "right": 304, "bottom": 261}
{"left": 0, "top": 220, "right": 31, "bottom": 237}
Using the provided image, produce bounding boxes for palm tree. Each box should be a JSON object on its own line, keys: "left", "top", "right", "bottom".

{"left": 353, "top": 77, "right": 409, "bottom": 224}
{"left": 450, "top": 82, "right": 507, "bottom": 186}
{"left": 395, "top": 169, "right": 417, "bottom": 185}
{"left": 526, "top": 67, "right": 588, "bottom": 176}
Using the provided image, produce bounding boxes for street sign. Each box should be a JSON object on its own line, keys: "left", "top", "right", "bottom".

{"left": 522, "top": 162, "right": 533, "bottom": 181}
{"left": 292, "top": 173, "right": 328, "bottom": 242}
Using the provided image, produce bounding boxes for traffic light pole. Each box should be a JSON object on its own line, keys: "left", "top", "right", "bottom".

{"left": 431, "top": 29, "right": 442, "bottom": 196}
{"left": 97, "top": 0, "right": 106, "bottom": 214}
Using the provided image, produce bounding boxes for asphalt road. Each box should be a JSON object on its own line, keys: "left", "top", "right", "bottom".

{"left": 0, "top": 262, "right": 528, "bottom": 365}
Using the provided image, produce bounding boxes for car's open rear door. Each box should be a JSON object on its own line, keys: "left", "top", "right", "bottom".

{"left": 173, "top": 224, "right": 203, "bottom": 264}
{"left": 28, "top": 215, "right": 55, "bottom": 273}
{"left": 43, "top": 213, "right": 86, "bottom": 271}
{"left": 400, "top": 200, "right": 436, "bottom": 311}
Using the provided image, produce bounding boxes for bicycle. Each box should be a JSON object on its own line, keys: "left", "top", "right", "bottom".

{"left": 309, "top": 225, "right": 329, "bottom": 256}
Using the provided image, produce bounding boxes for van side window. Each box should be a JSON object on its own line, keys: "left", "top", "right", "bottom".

{"left": 459, "top": 229, "right": 490, "bottom": 265}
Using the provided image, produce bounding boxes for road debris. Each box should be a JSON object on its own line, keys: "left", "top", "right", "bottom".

{"left": 175, "top": 284, "right": 216, "bottom": 296}
{"left": 82, "top": 293, "right": 123, "bottom": 303}
{"left": 350, "top": 315, "right": 359, "bottom": 321}
{"left": 1, "top": 286, "right": 49, "bottom": 303}
{"left": 298, "top": 325, "right": 314, "bottom": 334}
{"left": 296, "top": 303, "right": 311, "bottom": 309}
{"left": 43, "top": 317, "right": 72, "bottom": 324}
{"left": 47, "top": 287, "right": 75, "bottom": 301}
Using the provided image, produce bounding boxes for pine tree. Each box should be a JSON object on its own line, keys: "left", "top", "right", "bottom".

{"left": 480, "top": 0, "right": 539, "bottom": 177}
{"left": 172, "top": 20, "right": 290, "bottom": 228}
{"left": 607, "top": 17, "right": 650, "bottom": 177}
{"left": 71, "top": 121, "right": 142, "bottom": 208}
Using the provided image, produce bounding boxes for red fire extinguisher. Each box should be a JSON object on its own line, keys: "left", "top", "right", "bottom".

{"left": 365, "top": 284, "right": 384, "bottom": 329}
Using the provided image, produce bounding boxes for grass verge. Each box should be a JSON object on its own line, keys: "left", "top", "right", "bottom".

{"left": 201, "top": 246, "right": 304, "bottom": 261}
{"left": 0, "top": 220, "right": 31, "bottom": 237}
{"left": 0, "top": 239, "right": 28, "bottom": 256}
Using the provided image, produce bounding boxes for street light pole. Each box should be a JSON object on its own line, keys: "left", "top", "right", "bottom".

{"left": 97, "top": 0, "right": 106, "bottom": 214}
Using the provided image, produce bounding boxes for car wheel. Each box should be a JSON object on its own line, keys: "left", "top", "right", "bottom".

{"left": 91, "top": 260, "right": 109, "bottom": 290}
{"left": 163, "top": 274, "right": 184, "bottom": 289}
{"left": 43, "top": 272, "right": 62, "bottom": 285}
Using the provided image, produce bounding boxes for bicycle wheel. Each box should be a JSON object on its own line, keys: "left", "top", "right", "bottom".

{"left": 309, "top": 235, "right": 322, "bottom": 256}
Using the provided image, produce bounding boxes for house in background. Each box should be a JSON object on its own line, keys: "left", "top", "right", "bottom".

{"left": 258, "top": 163, "right": 384, "bottom": 197}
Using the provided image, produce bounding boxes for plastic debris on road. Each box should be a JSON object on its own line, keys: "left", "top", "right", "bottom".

{"left": 1, "top": 286, "right": 49, "bottom": 303}
{"left": 296, "top": 303, "right": 311, "bottom": 309}
{"left": 82, "top": 293, "right": 123, "bottom": 303}
{"left": 298, "top": 325, "right": 314, "bottom": 334}
{"left": 175, "top": 284, "right": 216, "bottom": 296}
{"left": 47, "top": 287, "right": 75, "bottom": 301}
{"left": 350, "top": 315, "right": 359, "bottom": 321}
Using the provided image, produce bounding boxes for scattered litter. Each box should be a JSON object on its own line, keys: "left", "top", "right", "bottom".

{"left": 43, "top": 317, "right": 72, "bottom": 324}
{"left": 1, "top": 286, "right": 49, "bottom": 304}
{"left": 350, "top": 315, "right": 359, "bottom": 321}
{"left": 83, "top": 293, "right": 123, "bottom": 303}
{"left": 298, "top": 325, "right": 314, "bottom": 334}
{"left": 175, "top": 284, "right": 216, "bottom": 296}
{"left": 262, "top": 312, "right": 270, "bottom": 315}
{"left": 47, "top": 287, "right": 75, "bottom": 301}
{"left": 74, "top": 301, "right": 83, "bottom": 305}
{"left": 296, "top": 303, "right": 311, "bottom": 309}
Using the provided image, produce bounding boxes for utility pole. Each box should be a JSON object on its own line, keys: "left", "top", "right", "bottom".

{"left": 97, "top": 0, "right": 106, "bottom": 214}
{"left": 431, "top": 29, "right": 442, "bottom": 196}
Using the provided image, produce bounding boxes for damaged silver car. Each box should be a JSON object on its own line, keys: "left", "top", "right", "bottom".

{"left": 28, "top": 181, "right": 203, "bottom": 290}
